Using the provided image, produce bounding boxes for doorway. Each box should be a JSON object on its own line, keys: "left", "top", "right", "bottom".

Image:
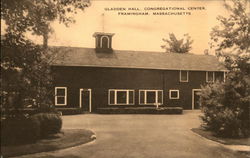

{"left": 192, "top": 89, "right": 201, "bottom": 110}
{"left": 79, "top": 89, "right": 92, "bottom": 112}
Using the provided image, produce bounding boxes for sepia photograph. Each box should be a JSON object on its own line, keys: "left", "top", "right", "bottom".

{"left": 1, "top": 0, "right": 250, "bottom": 157}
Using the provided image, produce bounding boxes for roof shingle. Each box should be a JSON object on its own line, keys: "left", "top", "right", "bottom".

{"left": 51, "top": 47, "right": 226, "bottom": 71}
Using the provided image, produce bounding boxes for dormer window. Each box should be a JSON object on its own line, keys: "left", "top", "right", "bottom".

{"left": 93, "top": 32, "right": 115, "bottom": 53}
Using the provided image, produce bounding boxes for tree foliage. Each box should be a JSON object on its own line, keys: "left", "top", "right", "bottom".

{"left": 210, "top": 0, "right": 249, "bottom": 53}
{"left": 200, "top": 70, "right": 250, "bottom": 137}
{"left": 210, "top": 0, "right": 250, "bottom": 71}
{"left": 161, "top": 33, "right": 193, "bottom": 53}
{"left": 1, "top": 0, "right": 90, "bottom": 116}
{"left": 1, "top": 0, "right": 90, "bottom": 47}
{"left": 200, "top": 0, "right": 250, "bottom": 138}
{"left": 1, "top": 34, "right": 54, "bottom": 113}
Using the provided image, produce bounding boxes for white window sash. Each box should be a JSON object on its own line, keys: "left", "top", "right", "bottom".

{"left": 169, "top": 90, "right": 179, "bottom": 99}
{"left": 55, "top": 87, "right": 67, "bottom": 106}
{"left": 109, "top": 89, "right": 134, "bottom": 105}
{"left": 126, "top": 91, "right": 129, "bottom": 104}
{"left": 139, "top": 90, "right": 163, "bottom": 105}
{"left": 180, "top": 70, "right": 189, "bottom": 82}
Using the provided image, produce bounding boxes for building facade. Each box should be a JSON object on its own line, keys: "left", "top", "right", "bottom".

{"left": 52, "top": 32, "right": 226, "bottom": 113}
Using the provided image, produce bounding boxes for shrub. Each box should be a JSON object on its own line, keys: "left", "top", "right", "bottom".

{"left": 36, "top": 105, "right": 59, "bottom": 114}
{"left": 31, "top": 113, "right": 62, "bottom": 138}
{"left": 96, "top": 107, "right": 183, "bottom": 114}
{"left": 200, "top": 71, "right": 250, "bottom": 138}
{"left": 1, "top": 112, "right": 62, "bottom": 145}
{"left": 1, "top": 116, "right": 40, "bottom": 145}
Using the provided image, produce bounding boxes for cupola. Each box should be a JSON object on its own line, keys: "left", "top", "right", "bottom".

{"left": 93, "top": 32, "right": 115, "bottom": 53}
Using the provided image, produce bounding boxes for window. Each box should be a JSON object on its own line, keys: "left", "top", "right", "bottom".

{"left": 223, "top": 71, "right": 228, "bottom": 82}
{"left": 206, "top": 71, "right": 215, "bottom": 82}
{"left": 101, "top": 36, "right": 109, "bottom": 48}
{"left": 55, "top": 87, "right": 67, "bottom": 106}
{"left": 169, "top": 90, "right": 179, "bottom": 99}
{"left": 180, "top": 70, "right": 189, "bottom": 82}
{"left": 139, "top": 90, "right": 163, "bottom": 105}
{"left": 109, "top": 89, "right": 134, "bottom": 105}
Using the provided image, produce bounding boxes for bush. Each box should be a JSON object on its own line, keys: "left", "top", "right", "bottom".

{"left": 36, "top": 105, "right": 59, "bottom": 114}
{"left": 56, "top": 108, "right": 83, "bottom": 115}
{"left": 1, "top": 112, "right": 62, "bottom": 146}
{"left": 1, "top": 116, "right": 40, "bottom": 145}
{"left": 96, "top": 107, "right": 183, "bottom": 114}
{"left": 200, "top": 71, "right": 250, "bottom": 138}
{"left": 31, "top": 113, "right": 62, "bottom": 138}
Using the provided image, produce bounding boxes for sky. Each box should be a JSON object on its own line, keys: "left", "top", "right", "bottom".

{"left": 3, "top": 0, "right": 230, "bottom": 55}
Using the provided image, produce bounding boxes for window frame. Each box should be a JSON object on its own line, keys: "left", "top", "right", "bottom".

{"left": 139, "top": 90, "right": 163, "bottom": 105}
{"left": 55, "top": 87, "right": 67, "bottom": 106}
{"left": 108, "top": 89, "right": 134, "bottom": 105}
{"left": 169, "top": 89, "right": 179, "bottom": 99}
{"left": 206, "top": 71, "right": 215, "bottom": 83}
{"left": 179, "top": 70, "right": 189, "bottom": 82}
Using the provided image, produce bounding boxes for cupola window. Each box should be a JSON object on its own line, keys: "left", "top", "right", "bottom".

{"left": 93, "top": 32, "right": 115, "bottom": 53}
{"left": 101, "top": 36, "right": 109, "bottom": 48}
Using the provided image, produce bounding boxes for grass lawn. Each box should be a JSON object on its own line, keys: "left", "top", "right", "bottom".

{"left": 1, "top": 129, "right": 95, "bottom": 157}
{"left": 192, "top": 128, "right": 250, "bottom": 146}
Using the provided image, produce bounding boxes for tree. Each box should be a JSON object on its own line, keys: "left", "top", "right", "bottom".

{"left": 200, "top": 0, "right": 250, "bottom": 137}
{"left": 1, "top": 34, "right": 53, "bottom": 115}
{"left": 1, "top": 0, "right": 90, "bottom": 116}
{"left": 210, "top": 0, "right": 250, "bottom": 70}
{"left": 1, "top": 0, "right": 90, "bottom": 47}
{"left": 161, "top": 33, "right": 193, "bottom": 53}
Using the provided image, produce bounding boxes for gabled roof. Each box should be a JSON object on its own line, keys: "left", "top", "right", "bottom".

{"left": 51, "top": 47, "right": 226, "bottom": 71}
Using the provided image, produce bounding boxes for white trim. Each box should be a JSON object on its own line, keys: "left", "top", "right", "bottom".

{"left": 126, "top": 91, "right": 129, "bottom": 104}
{"left": 179, "top": 70, "right": 189, "bottom": 82}
{"left": 139, "top": 90, "right": 163, "bottom": 105}
{"left": 55, "top": 87, "right": 67, "bottom": 106}
{"left": 108, "top": 89, "right": 134, "bottom": 105}
{"left": 206, "top": 71, "right": 215, "bottom": 83}
{"left": 192, "top": 89, "right": 202, "bottom": 110}
{"left": 100, "top": 35, "right": 110, "bottom": 48}
{"left": 79, "top": 88, "right": 92, "bottom": 112}
{"left": 169, "top": 89, "right": 179, "bottom": 99}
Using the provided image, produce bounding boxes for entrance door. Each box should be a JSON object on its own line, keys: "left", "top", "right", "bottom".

{"left": 192, "top": 89, "right": 201, "bottom": 110}
{"left": 80, "top": 89, "right": 92, "bottom": 112}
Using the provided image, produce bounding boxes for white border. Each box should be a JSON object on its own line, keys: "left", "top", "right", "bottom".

{"left": 179, "top": 70, "right": 189, "bottom": 82}
{"left": 108, "top": 89, "right": 134, "bottom": 105}
{"left": 55, "top": 87, "right": 67, "bottom": 106}
{"left": 169, "top": 89, "right": 179, "bottom": 99}
{"left": 100, "top": 35, "right": 110, "bottom": 48}
{"left": 206, "top": 71, "right": 215, "bottom": 83}
{"left": 192, "top": 89, "right": 202, "bottom": 110}
{"left": 139, "top": 90, "right": 163, "bottom": 105}
{"left": 79, "top": 88, "right": 92, "bottom": 112}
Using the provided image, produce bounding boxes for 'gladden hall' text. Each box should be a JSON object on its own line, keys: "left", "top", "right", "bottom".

{"left": 104, "top": 7, "right": 205, "bottom": 11}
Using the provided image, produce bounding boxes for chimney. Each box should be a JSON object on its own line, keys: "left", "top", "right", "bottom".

{"left": 93, "top": 32, "right": 115, "bottom": 53}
